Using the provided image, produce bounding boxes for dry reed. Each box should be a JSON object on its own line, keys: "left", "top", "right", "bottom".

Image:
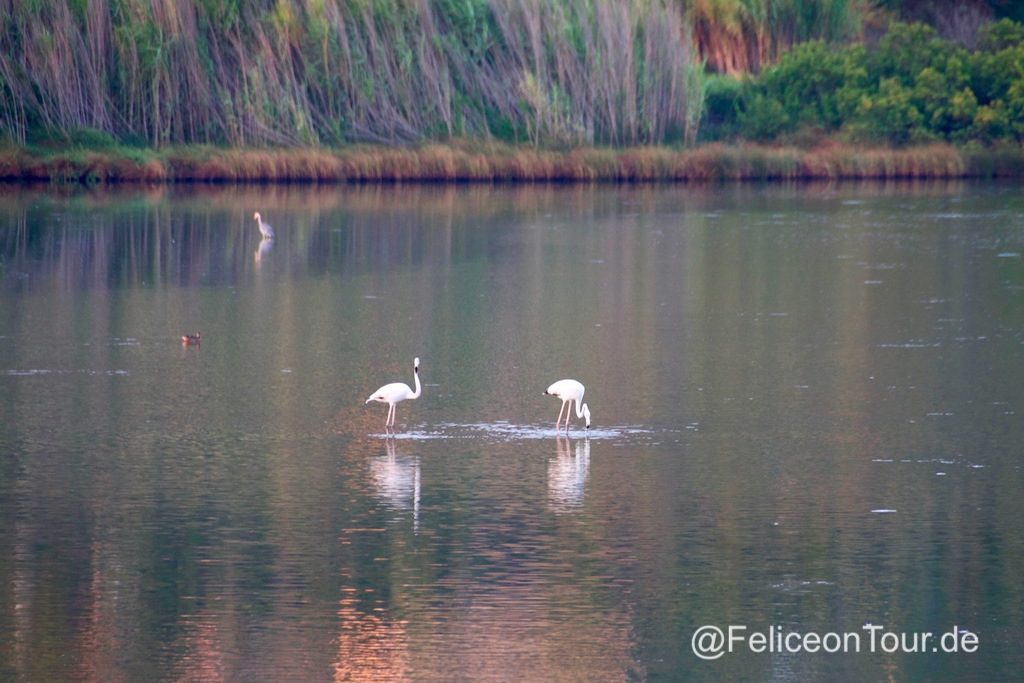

{"left": 0, "top": 0, "right": 704, "bottom": 148}
{"left": 3, "top": 142, "right": 1021, "bottom": 183}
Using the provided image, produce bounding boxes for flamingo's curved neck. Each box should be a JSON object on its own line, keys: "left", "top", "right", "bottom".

{"left": 573, "top": 400, "right": 588, "bottom": 418}
{"left": 410, "top": 365, "right": 422, "bottom": 398}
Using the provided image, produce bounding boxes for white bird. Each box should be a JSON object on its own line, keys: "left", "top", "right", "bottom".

{"left": 544, "top": 379, "right": 591, "bottom": 432}
{"left": 253, "top": 212, "right": 275, "bottom": 239}
{"left": 366, "top": 357, "right": 422, "bottom": 430}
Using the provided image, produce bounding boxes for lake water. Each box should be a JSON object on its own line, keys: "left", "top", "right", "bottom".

{"left": 1, "top": 181, "right": 1022, "bottom": 681}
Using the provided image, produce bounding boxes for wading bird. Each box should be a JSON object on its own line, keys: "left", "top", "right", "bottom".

{"left": 544, "top": 379, "right": 591, "bottom": 432}
{"left": 366, "top": 357, "right": 422, "bottom": 430}
{"left": 253, "top": 212, "right": 275, "bottom": 239}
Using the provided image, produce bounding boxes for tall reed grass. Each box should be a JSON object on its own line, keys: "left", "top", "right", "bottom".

{"left": 0, "top": 0, "right": 703, "bottom": 148}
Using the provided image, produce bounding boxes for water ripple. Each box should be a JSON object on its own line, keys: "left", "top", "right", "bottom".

{"left": 370, "top": 421, "right": 653, "bottom": 443}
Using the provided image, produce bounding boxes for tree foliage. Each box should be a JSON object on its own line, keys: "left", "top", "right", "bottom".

{"left": 711, "top": 19, "right": 1024, "bottom": 144}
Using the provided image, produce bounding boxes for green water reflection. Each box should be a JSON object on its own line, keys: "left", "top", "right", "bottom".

{"left": 0, "top": 182, "right": 1022, "bottom": 681}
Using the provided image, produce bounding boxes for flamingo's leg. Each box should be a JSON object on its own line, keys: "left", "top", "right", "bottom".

{"left": 556, "top": 399, "right": 568, "bottom": 431}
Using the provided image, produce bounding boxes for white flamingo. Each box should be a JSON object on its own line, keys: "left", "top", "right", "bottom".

{"left": 253, "top": 212, "right": 275, "bottom": 239}
{"left": 544, "top": 378, "right": 591, "bottom": 432}
{"left": 366, "top": 358, "right": 422, "bottom": 430}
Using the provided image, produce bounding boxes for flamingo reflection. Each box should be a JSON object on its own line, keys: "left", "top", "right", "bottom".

{"left": 548, "top": 435, "right": 590, "bottom": 513}
{"left": 255, "top": 237, "right": 274, "bottom": 263}
{"left": 369, "top": 438, "right": 421, "bottom": 531}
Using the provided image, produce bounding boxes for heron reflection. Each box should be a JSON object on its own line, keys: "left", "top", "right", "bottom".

{"left": 369, "top": 437, "right": 421, "bottom": 531}
{"left": 548, "top": 435, "right": 590, "bottom": 513}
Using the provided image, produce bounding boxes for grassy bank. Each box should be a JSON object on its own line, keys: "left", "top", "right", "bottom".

{"left": 2, "top": 142, "right": 1023, "bottom": 183}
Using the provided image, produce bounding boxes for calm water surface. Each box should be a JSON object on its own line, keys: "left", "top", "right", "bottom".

{"left": 0, "top": 182, "right": 1022, "bottom": 681}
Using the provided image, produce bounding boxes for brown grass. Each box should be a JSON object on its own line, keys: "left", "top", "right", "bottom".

{"left": 1, "top": 142, "right": 1021, "bottom": 184}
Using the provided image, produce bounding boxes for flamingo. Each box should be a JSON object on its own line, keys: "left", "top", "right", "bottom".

{"left": 366, "top": 357, "right": 422, "bottom": 430}
{"left": 253, "top": 212, "right": 275, "bottom": 239}
{"left": 544, "top": 379, "right": 591, "bottom": 432}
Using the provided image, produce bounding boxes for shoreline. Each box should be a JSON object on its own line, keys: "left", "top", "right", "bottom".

{"left": 2, "top": 142, "right": 1023, "bottom": 184}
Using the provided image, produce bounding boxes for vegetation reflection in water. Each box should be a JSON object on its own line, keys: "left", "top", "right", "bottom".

{"left": 0, "top": 182, "right": 1022, "bottom": 681}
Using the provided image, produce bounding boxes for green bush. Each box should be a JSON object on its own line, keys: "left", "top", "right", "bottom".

{"left": 721, "top": 19, "right": 1024, "bottom": 145}
{"left": 737, "top": 94, "right": 789, "bottom": 141}
{"left": 977, "top": 18, "right": 1024, "bottom": 52}
{"left": 853, "top": 78, "right": 927, "bottom": 144}
{"left": 757, "top": 41, "right": 848, "bottom": 130}
{"left": 701, "top": 75, "right": 745, "bottom": 140}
